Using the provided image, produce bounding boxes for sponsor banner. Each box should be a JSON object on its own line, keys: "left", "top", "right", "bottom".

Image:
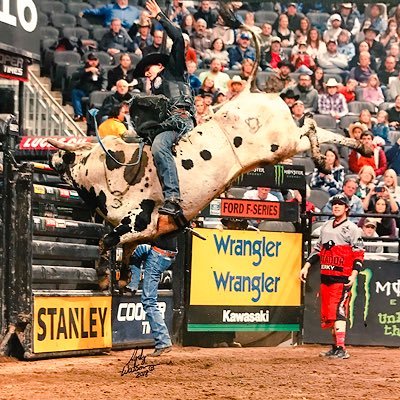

{"left": 0, "top": 0, "right": 40, "bottom": 60}
{"left": 188, "top": 305, "right": 300, "bottom": 331}
{"left": 303, "top": 261, "right": 400, "bottom": 347}
{"left": 19, "top": 136, "right": 92, "bottom": 151}
{"left": 188, "top": 229, "right": 301, "bottom": 331}
{"left": 235, "top": 164, "right": 305, "bottom": 190}
{"left": 33, "top": 296, "right": 112, "bottom": 353}
{"left": 0, "top": 49, "right": 29, "bottom": 81}
{"left": 112, "top": 294, "right": 173, "bottom": 345}
{"left": 202, "top": 198, "right": 298, "bottom": 221}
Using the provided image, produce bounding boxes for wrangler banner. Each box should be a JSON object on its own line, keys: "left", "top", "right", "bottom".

{"left": 33, "top": 296, "right": 112, "bottom": 353}
{"left": 188, "top": 229, "right": 302, "bottom": 332}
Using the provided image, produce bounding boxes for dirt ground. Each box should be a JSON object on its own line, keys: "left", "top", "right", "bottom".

{"left": 0, "top": 345, "right": 399, "bottom": 400}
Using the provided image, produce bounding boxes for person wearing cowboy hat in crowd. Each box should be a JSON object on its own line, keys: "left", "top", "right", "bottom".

{"left": 131, "top": 0, "right": 195, "bottom": 217}
{"left": 226, "top": 75, "right": 246, "bottom": 100}
{"left": 318, "top": 78, "right": 348, "bottom": 120}
{"left": 323, "top": 14, "right": 343, "bottom": 43}
{"left": 364, "top": 4, "right": 388, "bottom": 35}
{"left": 338, "top": 3, "right": 361, "bottom": 38}
{"left": 347, "top": 121, "right": 368, "bottom": 140}
{"left": 132, "top": 15, "right": 153, "bottom": 55}
{"left": 291, "top": 40, "right": 316, "bottom": 74}
{"left": 264, "top": 60, "right": 295, "bottom": 93}
{"left": 280, "top": 89, "right": 299, "bottom": 109}
{"left": 360, "top": 23, "right": 386, "bottom": 65}
{"left": 348, "top": 131, "right": 387, "bottom": 176}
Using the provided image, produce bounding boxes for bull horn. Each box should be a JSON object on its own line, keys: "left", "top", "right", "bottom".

{"left": 47, "top": 138, "right": 92, "bottom": 152}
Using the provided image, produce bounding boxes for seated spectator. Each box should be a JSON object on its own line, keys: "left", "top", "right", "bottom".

{"left": 291, "top": 100, "right": 305, "bottom": 127}
{"left": 317, "top": 39, "right": 348, "bottom": 75}
{"left": 364, "top": 4, "right": 387, "bottom": 35}
{"left": 71, "top": 53, "right": 107, "bottom": 122}
{"left": 213, "top": 90, "right": 226, "bottom": 105}
{"left": 380, "top": 19, "right": 399, "bottom": 50}
{"left": 99, "top": 18, "right": 135, "bottom": 56}
{"left": 132, "top": 16, "right": 153, "bottom": 55}
{"left": 186, "top": 60, "right": 201, "bottom": 95}
{"left": 202, "top": 92, "right": 213, "bottom": 108}
{"left": 359, "top": 218, "right": 383, "bottom": 253}
{"left": 198, "top": 58, "right": 230, "bottom": 91}
{"left": 388, "top": 70, "right": 400, "bottom": 101}
{"left": 360, "top": 198, "right": 397, "bottom": 238}
{"left": 379, "top": 168, "right": 400, "bottom": 205}
{"left": 98, "top": 79, "right": 132, "bottom": 122}
{"left": 310, "top": 148, "right": 345, "bottom": 195}
{"left": 198, "top": 75, "right": 216, "bottom": 97}
{"left": 261, "top": 37, "right": 285, "bottom": 71}
{"left": 338, "top": 78, "right": 357, "bottom": 103}
{"left": 168, "top": 0, "right": 189, "bottom": 26}
{"left": 378, "top": 55, "right": 398, "bottom": 87}
{"left": 183, "top": 33, "right": 197, "bottom": 65}
{"left": 273, "top": 14, "right": 295, "bottom": 48}
{"left": 275, "top": 2, "right": 302, "bottom": 32}
{"left": 285, "top": 73, "right": 319, "bottom": 113}
{"left": 338, "top": 2, "right": 361, "bottom": 37}
{"left": 228, "top": 32, "right": 256, "bottom": 70}
{"left": 363, "top": 74, "right": 384, "bottom": 107}
{"left": 349, "top": 41, "right": 378, "bottom": 71}
{"left": 355, "top": 165, "right": 376, "bottom": 199}
{"left": 287, "top": 186, "right": 317, "bottom": 215}
{"left": 194, "top": 95, "right": 212, "bottom": 125}
{"left": 358, "top": 109, "right": 374, "bottom": 130}
{"left": 387, "top": 94, "right": 400, "bottom": 129}
{"left": 181, "top": 13, "right": 195, "bottom": 36}
{"left": 306, "top": 28, "right": 326, "bottom": 60}
{"left": 259, "top": 23, "right": 273, "bottom": 52}
{"left": 243, "top": 187, "right": 279, "bottom": 202}
{"left": 142, "top": 30, "right": 163, "bottom": 57}
{"left": 291, "top": 41, "right": 315, "bottom": 74}
{"left": 362, "top": 24, "right": 386, "bottom": 66}
{"left": 203, "top": 38, "right": 229, "bottom": 69}
{"left": 348, "top": 121, "right": 368, "bottom": 140}
{"left": 211, "top": 15, "right": 235, "bottom": 46}
{"left": 349, "top": 51, "right": 375, "bottom": 86}
{"left": 372, "top": 110, "right": 390, "bottom": 144}
{"left": 349, "top": 131, "right": 387, "bottom": 176}
{"left": 311, "top": 67, "right": 325, "bottom": 94}
{"left": 337, "top": 29, "right": 355, "bottom": 62}
{"left": 280, "top": 89, "right": 299, "bottom": 109}
{"left": 80, "top": 0, "right": 140, "bottom": 32}
{"left": 98, "top": 102, "right": 130, "bottom": 139}
{"left": 318, "top": 78, "right": 348, "bottom": 120}
{"left": 191, "top": 18, "right": 212, "bottom": 62}
{"left": 323, "top": 14, "right": 343, "bottom": 43}
{"left": 387, "top": 43, "right": 400, "bottom": 69}
{"left": 107, "top": 53, "right": 135, "bottom": 91}
{"left": 226, "top": 75, "right": 245, "bottom": 100}
{"left": 386, "top": 136, "right": 400, "bottom": 174}
{"left": 244, "top": 12, "right": 261, "bottom": 36}
{"left": 295, "top": 17, "right": 311, "bottom": 40}
{"left": 264, "top": 60, "right": 295, "bottom": 93}
{"left": 363, "top": 180, "right": 399, "bottom": 215}
{"left": 321, "top": 177, "right": 364, "bottom": 223}
{"left": 194, "top": 0, "right": 218, "bottom": 29}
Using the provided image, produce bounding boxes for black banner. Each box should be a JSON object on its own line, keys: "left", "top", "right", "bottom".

{"left": 0, "top": 49, "right": 30, "bottom": 81}
{"left": 303, "top": 261, "right": 400, "bottom": 347}
{"left": 0, "top": 0, "right": 40, "bottom": 60}
{"left": 235, "top": 164, "right": 306, "bottom": 191}
{"left": 112, "top": 292, "right": 173, "bottom": 346}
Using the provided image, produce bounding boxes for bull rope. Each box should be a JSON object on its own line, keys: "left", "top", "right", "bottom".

{"left": 89, "top": 109, "right": 145, "bottom": 167}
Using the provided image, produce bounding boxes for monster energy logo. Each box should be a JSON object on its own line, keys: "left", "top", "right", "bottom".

{"left": 349, "top": 268, "right": 373, "bottom": 328}
{"left": 274, "top": 165, "right": 285, "bottom": 186}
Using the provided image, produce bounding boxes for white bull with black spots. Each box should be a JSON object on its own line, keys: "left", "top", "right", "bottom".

{"left": 48, "top": 91, "right": 370, "bottom": 288}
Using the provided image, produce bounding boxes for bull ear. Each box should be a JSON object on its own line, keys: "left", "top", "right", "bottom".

{"left": 47, "top": 138, "right": 94, "bottom": 152}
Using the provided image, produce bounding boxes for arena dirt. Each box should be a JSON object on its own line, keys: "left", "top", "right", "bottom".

{"left": 0, "top": 345, "right": 399, "bottom": 400}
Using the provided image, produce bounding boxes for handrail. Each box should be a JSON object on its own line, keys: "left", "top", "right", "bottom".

{"left": 26, "top": 70, "right": 86, "bottom": 137}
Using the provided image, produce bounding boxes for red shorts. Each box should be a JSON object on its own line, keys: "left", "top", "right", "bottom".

{"left": 320, "top": 282, "right": 351, "bottom": 329}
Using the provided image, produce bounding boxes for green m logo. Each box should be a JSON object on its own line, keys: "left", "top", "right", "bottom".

{"left": 274, "top": 165, "right": 285, "bottom": 186}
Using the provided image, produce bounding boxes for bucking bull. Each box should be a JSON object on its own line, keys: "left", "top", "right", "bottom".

{"left": 48, "top": 4, "right": 371, "bottom": 289}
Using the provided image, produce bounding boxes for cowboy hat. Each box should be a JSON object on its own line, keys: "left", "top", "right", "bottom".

{"left": 227, "top": 75, "right": 246, "bottom": 90}
{"left": 277, "top": 60, "right": 295, "bottom": 72}
{"left": 132, "top": 53, "right": 170, "bottom": 78}
{"left": 340, "top": 3, "right": 353, "bottom": 8}
{"left": 348, "top": 122, "right": 367, "bottom": 137}
{"left": 280, "top": 89, "right": 299, "bottom": 100}
{"left": 326, "top": 78, "right": 340, "bottom": 87}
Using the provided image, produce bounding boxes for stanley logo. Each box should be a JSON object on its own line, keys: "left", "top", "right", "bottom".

{"left": 274, "top": 165, "right": 285, "bottom": 186}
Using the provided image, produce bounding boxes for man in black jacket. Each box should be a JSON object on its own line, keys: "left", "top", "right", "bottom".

{"left": 98, "top": 79, "right": 132, "bottom": 122}
{"left": 132, "top": 0, "right": 195, "bottom": 218}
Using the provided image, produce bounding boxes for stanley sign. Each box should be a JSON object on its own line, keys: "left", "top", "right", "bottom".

{"left": 33, "top": 296, "right": 112, "bottom": 353}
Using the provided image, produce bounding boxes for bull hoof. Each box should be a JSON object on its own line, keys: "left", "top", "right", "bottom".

{"left": 117, "top": 279, "right": 129, "bottom": 289}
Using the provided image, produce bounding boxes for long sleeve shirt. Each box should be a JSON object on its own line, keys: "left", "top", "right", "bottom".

{"left": 318, "top": 93, "right": 348, "bottom": 118}
{"left": 349, "top": 148, "right": 388, "bottom": 176}
{"left": 310, "top": 166, "right": 345, "bottom": 193}
{"left": 321, "top": 195, "right": 364, "bottom": 223}
{"left": 99, "top": 29, "right": 134, "bottom": 52}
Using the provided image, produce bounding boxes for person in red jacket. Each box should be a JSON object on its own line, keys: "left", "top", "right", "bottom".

{"left": 348, "top": 131, "right": 387, "bottom": 177}
{"left": 300, "top": 194, "right": 364, "bottom": 359}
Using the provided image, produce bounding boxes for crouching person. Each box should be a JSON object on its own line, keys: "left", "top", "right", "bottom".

{"left": 300, "top": 194, "right": 364, "bottom": 359}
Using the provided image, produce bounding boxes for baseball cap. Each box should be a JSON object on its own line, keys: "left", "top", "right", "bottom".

{"left": 360, "top": 130, "right": 374, "bottom": 139}
{"left": 330, "top": 194, "right": 350, "bottom": 207}
{"left": 293, "top": 100, "right": 304, "bottom": 106}
{"left": 271, "top": 36, "right": 281, "bottom": 43}
{"left": 240, "top": 32, "right": 251, "bottom": 40}
{"left": 330, "top": 13, "right": 342, "bottom": 22}
{"left": 288, "top": 2, "right": 297, "bottom": 7}
{"left": 364, "top": 218, "right": 377, "bottom": 228}
{"left": 327, "top": 38, "right": 338, "bottom": 45}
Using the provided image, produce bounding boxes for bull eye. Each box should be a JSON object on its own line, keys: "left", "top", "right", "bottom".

{"left": 62, "top": 152, "right": 76, "bottom": 165}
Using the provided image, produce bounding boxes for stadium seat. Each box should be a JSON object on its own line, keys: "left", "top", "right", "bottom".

{"left": 313, "top": 114, "right": 337, "bottom": 130}
{"left": 339, "top": 114, "right": 359, "bottom": 130}
{"left": 388, "top": 131, "right": 400, "bottom": 145}
{"left": 50, "top": 13, "right": 77, "bottom": 30}
{"left": 348, "top": 101, "right": 376, "bottom": 114}
{"left": 319, "top": 143, "right": 339, "bottom": 156}
{"left": 379, "top": 102, "right": 394, "bottom": 111}
{"left": 340, "top": 158, "right": 349, "bottom": 172}
{"left": 254, "top": 11, "right": 278, "bottom": 24}
{"left": 260, "top": 2, "right": 275, "bottom": 11}
{"left": 306, "top": 12, "right": 330, "bottom": 32}
{"left": 40, "top": 26, "right": 60, "bottom": 41}
{"left": 51, "top": 51, "right": 82, "bottom": 90}
{"left": 83, "top": 51, "right": 113, "bottom": 66}
{"left": 62, "top": 27, "right": 90, "bottom": 41}
{"left": 308, "top": 189, "right": 331, "bottom": 210}
{"left": 258, "top": 221, "right": 296, "bottom": 232}
{"left": 292, "top": 157, "right": 315, "bottom": 175}
{"left": 355, "top": 86, "right": 365, "bottom": 101}
{"left": 89, "top": 90, "right": 113, "bottom": 109}
{"left": 40, "top": 1, "right": 66, "bottom": 16}
{"left": 92, "top": 27, "right": 109, "bottom": 42}
{"left": 235, "top": 10, "right": 248, "bottom": 21}
{"left": 38, "top": 11, "right": 49, "bottom": 26}
{"left": 61, "top": 63, "right": 82, "bottom": 105}
{"left": 67, "top": 2, "right": 93, "bottom": 16}
{"left": 112, "top": 52, "right": 142, "bottom": 67}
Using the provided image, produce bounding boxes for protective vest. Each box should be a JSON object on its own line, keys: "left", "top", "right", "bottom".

{"left": 152, "top": 77, "right": 194, "bottom": 112}
{"left": 320, "top": 244, "right": 364, "bottom": 278}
